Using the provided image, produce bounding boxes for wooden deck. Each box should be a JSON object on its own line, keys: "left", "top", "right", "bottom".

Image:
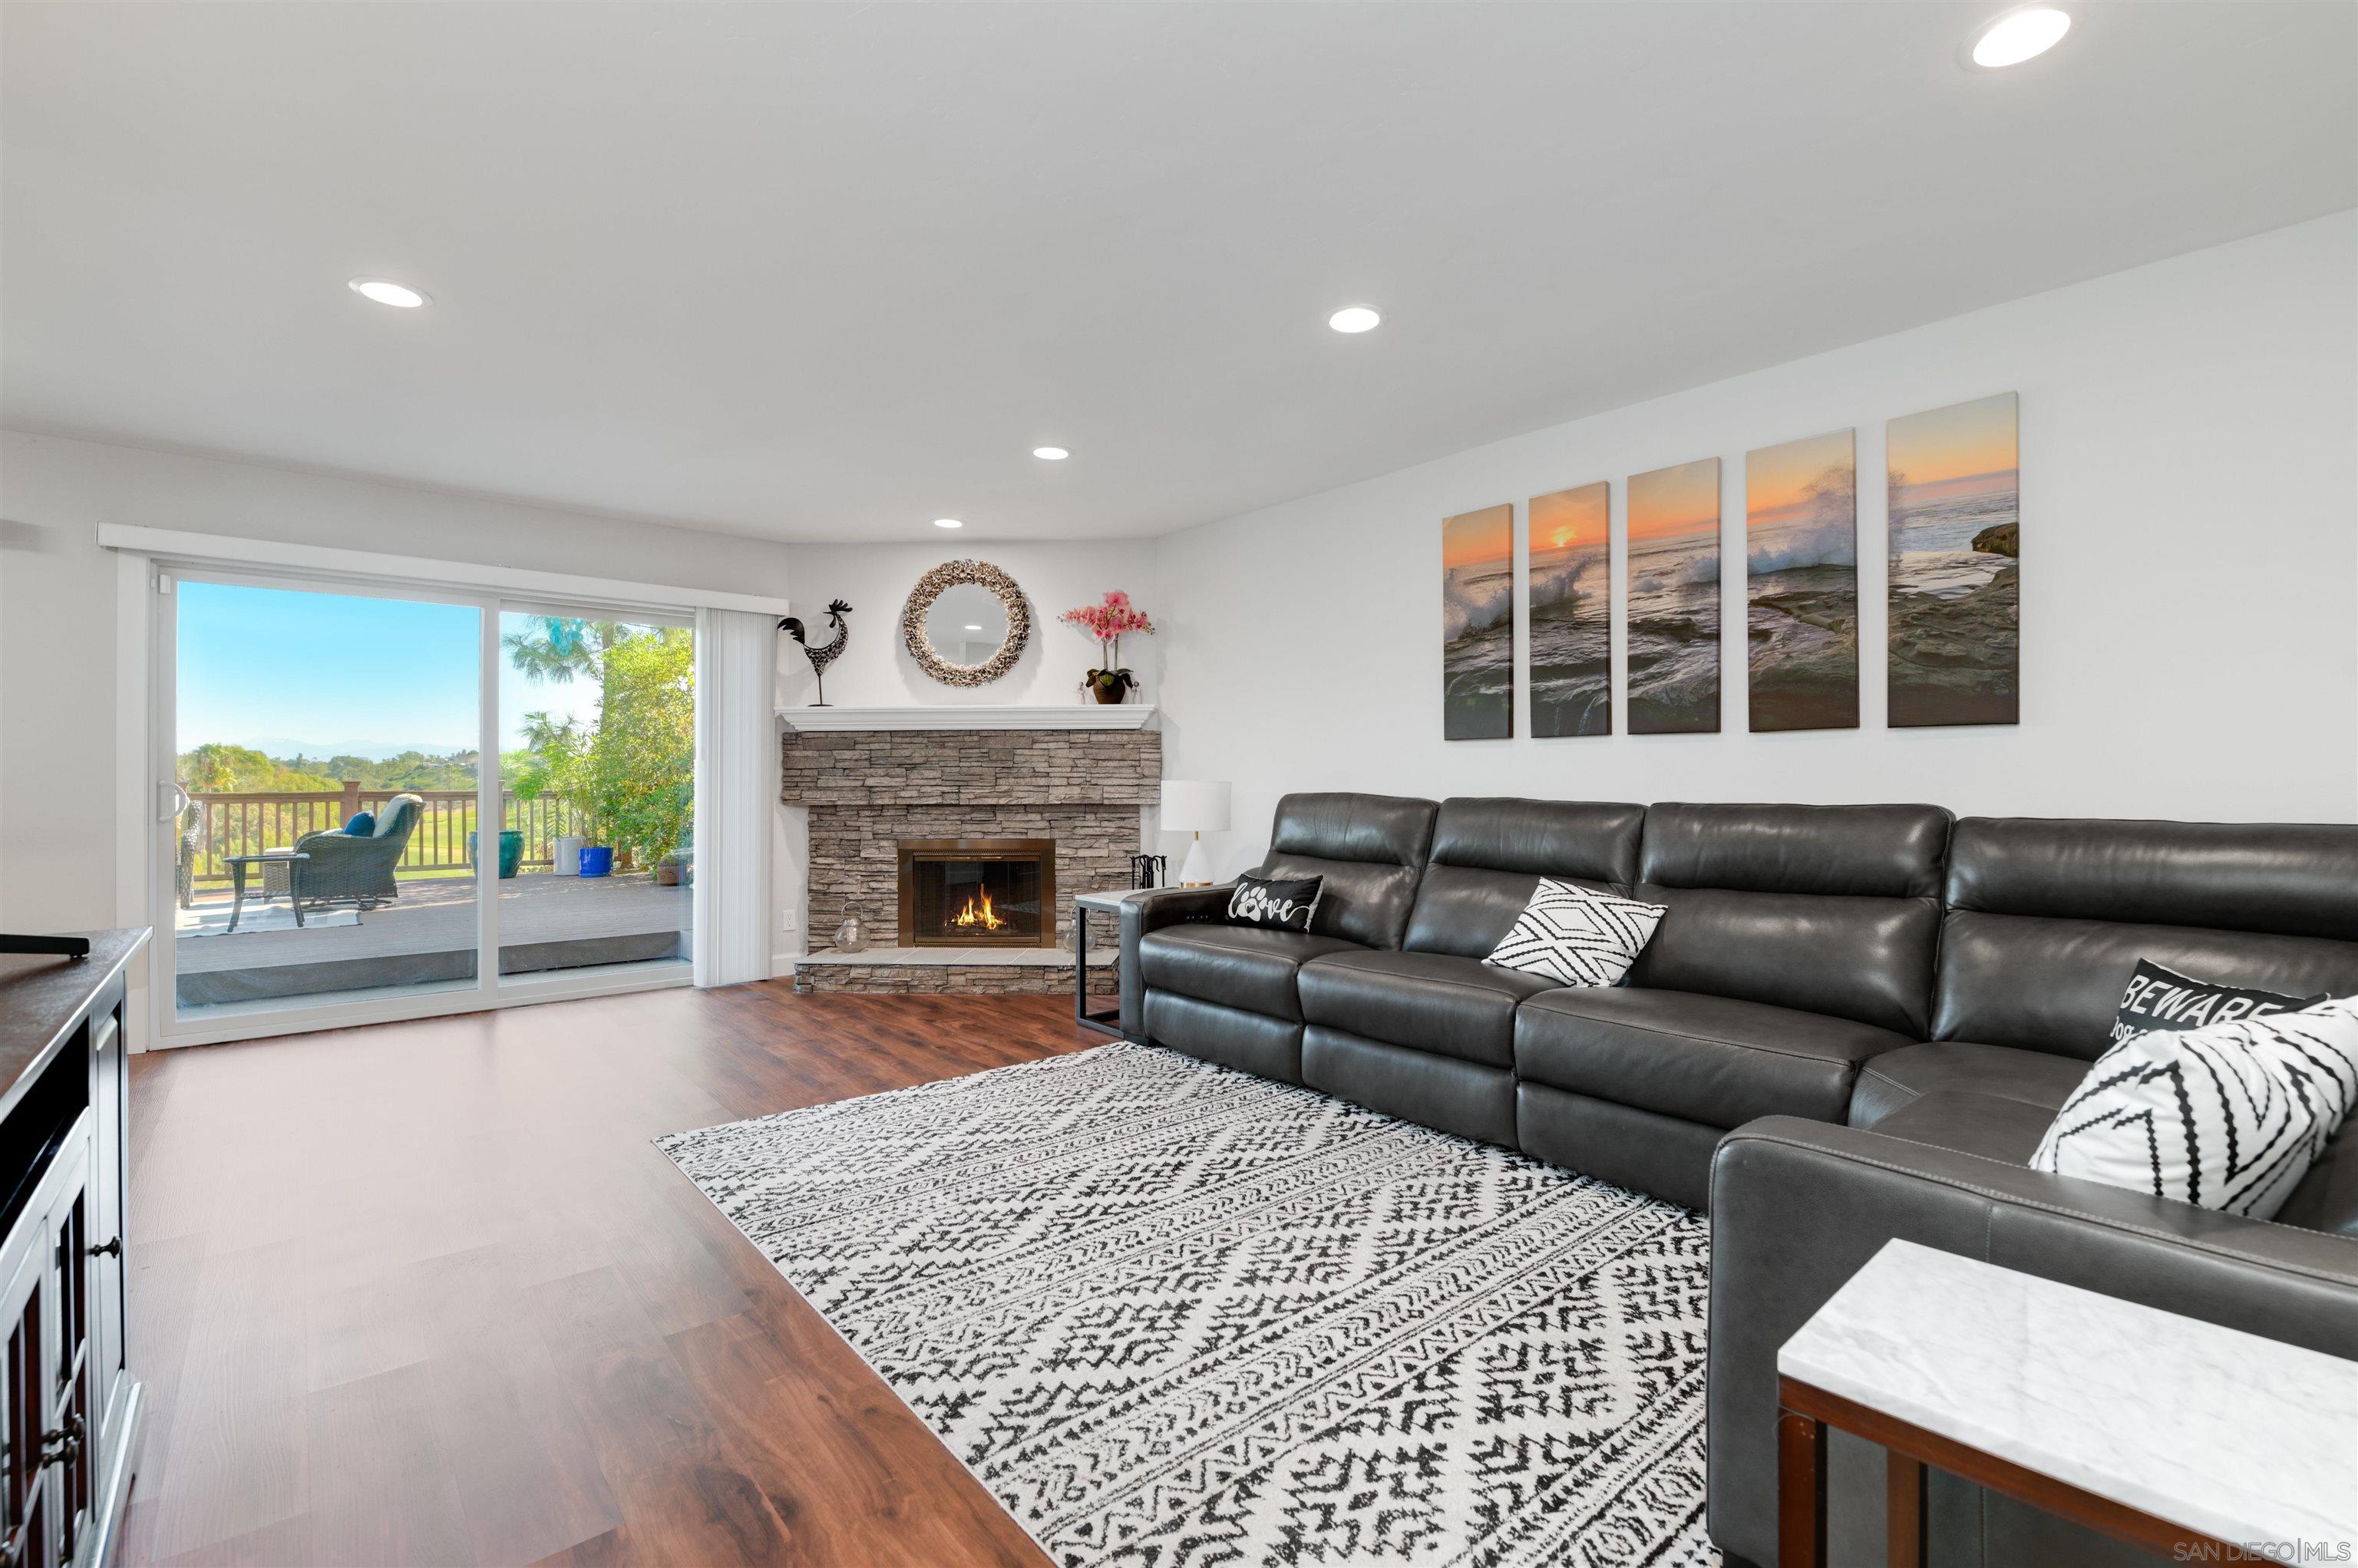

{"left": 173, "top": 872, "right": 690, "bottom": 1005}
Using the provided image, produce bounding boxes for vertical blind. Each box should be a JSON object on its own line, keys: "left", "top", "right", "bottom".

{"left": 693, "top": 607, "right": 779, "bottom": 988}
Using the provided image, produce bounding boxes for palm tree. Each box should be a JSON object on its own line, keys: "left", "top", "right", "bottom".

{"left": 501, "top": 617, "right": 630, "bottom": 685}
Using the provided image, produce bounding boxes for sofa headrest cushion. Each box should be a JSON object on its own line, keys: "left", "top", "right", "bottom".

{"left": 1269, "top": 792, "right": 1438, "bottom": 869}
{"left": 1948, "top": 817, "right": 2358, "bottom": 942}
{"left": 1640, "top": 803, "right": 1950, "bottom": 898}
{"left": 1430, "top": 797, "right": 1643, "bottom": 885}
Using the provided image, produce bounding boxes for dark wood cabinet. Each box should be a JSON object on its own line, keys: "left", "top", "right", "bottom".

{"left": 0, "top": 936, "right": 143, "bottom": 1568}
{"left": 1, "top": 1115, "right": 95, "bottom": 1568}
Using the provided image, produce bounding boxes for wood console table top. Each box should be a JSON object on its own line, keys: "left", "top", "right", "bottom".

{"left": 0, "top": 927, "right": 147, "bottom": 1118}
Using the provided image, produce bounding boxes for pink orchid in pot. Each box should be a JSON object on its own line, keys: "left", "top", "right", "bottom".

{"left": 1059, "top": 591, "right": 1156, "bottom": 704}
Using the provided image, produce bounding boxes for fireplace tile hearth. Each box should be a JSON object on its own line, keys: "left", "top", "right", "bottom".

{"left": 790, "top": 943, "right": 1098, "bottom": 996}
{"left": 798, "top": 947, "right": 1074, "bottom": 967}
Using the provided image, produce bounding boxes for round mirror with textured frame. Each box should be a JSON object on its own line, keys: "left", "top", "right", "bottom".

{"left": 903, "top": 560, "right": 1032, "bottom": 686}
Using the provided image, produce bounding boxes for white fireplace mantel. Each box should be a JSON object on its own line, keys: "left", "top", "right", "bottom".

{"left": 776, "top": 704, "right": 1158, "bottom": 733}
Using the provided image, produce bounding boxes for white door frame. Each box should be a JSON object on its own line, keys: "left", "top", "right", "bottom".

{"left": 128, "top": 556, "right": 697, "bottom": 1050}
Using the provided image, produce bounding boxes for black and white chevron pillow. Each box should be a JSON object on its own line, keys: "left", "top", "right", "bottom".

{"left": 1483, "top": 879, "right": 1667, "bottom": 988}
{"left": 2030, "top": 995, "right": 2358, "bottom": 1221}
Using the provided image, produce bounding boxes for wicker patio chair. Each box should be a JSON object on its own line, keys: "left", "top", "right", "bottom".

{"left": 265, "top": 793, "right": 424, "bottom": 917}
{"left": 175, "top": 804, "right": 204, "bottom": 909}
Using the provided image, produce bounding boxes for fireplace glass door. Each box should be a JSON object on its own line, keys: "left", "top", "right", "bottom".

{"left": 900, "top": 839, "right": 1055, "bottom": 947}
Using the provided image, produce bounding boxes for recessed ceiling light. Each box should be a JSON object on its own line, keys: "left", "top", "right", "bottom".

{"left": 933, "top": 518, "right": 964, "bottom": 529}
{"left": 1328, "top": 305, "right": 1382, "bottom": 334}
{"left": 1969, "top": 7, "right": 2070, "bottom": 68}
{"left": 1032, "top": 446, "right": 1069, "bottom": 460}
{"left": 963, "top": 624, "right": 983, "bottom": 632}
{"left": 348, "top": 277, "right": 429, "bottom": 309}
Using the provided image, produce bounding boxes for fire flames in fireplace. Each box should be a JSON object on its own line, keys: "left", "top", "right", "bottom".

{"left": 898, "top": 837, "right": 1055, "bottom": 947}
{"left": 950, "top": 886, "right": 1006, "bottom": 931}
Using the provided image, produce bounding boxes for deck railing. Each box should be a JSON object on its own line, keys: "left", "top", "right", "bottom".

{"left": 182, "top": 783, "right": 588, "bottom": 885}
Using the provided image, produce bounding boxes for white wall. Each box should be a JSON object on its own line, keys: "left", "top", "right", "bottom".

{"left": 1153, "top": 212, "right": 2358, "bottom": 877}
{"left": 0, "top": 428, "right": 1166, "bottom": 973}
{"left": 13, "top": 213, "right": 2353, "bottom": 948}
{"left": 776, "top": 539, "right": 1164, "bottom": 710}
{"left": 769, "top": 538, "right": 1164, "bottom": 956}
{"left": 0, "top": 431, "right": 797, "bottom": 938}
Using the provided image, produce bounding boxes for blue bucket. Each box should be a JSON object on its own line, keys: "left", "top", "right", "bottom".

{"left": 578, "top": 845, "right": 614, "bottom": 878}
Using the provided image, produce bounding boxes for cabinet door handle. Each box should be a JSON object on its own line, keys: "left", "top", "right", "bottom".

{"left": 88, "top": 1238, "right": 121, "bottom": 1259}
{"left": 37, "top": 1418, "right": 81, "bottom": 1469}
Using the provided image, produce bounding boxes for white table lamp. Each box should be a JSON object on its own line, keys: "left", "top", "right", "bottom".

{"left": 1160, "top": 780, "right": 1231, "bottom": 887}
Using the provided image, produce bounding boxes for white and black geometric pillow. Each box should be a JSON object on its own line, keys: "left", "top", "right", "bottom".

{"left": 2030, "top": 995, "right": 2358, "bottom": 1222}
{"left": 1483, "top": 878, "right": 1668, "bottom": 988}
{"left": 1227, "top": 873, "right": 1323, "bottom": 932}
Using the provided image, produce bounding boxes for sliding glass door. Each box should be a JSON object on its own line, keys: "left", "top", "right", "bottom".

{"left": 164, "top": 577, "right": 484, "bottom": 1022}
{"left": 496, "top": 607, "right": 695, "bottom": 982}
{"left": 154, "top": 567, "right": 693, "bottom": 1044}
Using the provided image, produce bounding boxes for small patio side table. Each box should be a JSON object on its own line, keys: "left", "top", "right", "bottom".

{"left": 224, "top": 852, "right": 309, "bottom": 933}
{"left": 1071, "top": 890, "right": 1141, "bottom": 1037}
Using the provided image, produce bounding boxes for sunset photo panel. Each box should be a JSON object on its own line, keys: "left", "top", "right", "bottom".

{"left": 1442, "top": 503, "right": 1514, "bottom": 741}
{"left": 1745, "top": 429, "right": 1858, "bottom": 732}
{"left": 1887, "top": 392, "right": 2019, "bottom": 727}
{"left": 1626, "top": 457, "right": 1722, "bottom": 734}
{"left": 1529, "top": 481, "right": 1611, "bottom": 738}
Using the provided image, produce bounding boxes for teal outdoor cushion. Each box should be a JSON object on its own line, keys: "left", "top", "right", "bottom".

{"left": 344, "top": 811, "right": 376, "bottom": 836}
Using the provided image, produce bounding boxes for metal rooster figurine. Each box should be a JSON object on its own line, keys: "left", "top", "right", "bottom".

{"left": 780, "top": 599, "right": 852, "bottom": 706}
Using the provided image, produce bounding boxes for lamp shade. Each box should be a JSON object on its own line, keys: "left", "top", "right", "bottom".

{"left": 1158, "top": 779, "right": 1231, "bottom": 834}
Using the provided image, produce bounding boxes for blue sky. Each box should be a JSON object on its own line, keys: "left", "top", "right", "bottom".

{"left": 177, "top": 582, "right": 613, "bottom": 758}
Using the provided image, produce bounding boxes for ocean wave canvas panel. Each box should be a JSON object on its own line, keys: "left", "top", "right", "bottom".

{"left": 1529, "top": 481, "right": 1611, "bottom": 738}
{"left": 1745, "top": 429, "right": 1860, "bottom": 731}
{"left": 1887, "top": 392, "right": 2019, "bottom": 727}
{"left": 1443, "top": 503, "right": 1514, "bottom": 740}
{"left": 1626, "top": 458, "right": 1721, "bottom": 734}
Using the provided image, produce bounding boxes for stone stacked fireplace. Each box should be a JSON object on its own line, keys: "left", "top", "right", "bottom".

{"left": 781, "top": 725, "right": 1161, "bottom": 972}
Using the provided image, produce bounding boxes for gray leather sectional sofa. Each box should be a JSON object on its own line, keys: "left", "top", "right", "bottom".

{"left": 1118, "top": 791, "right": 2358, "bottom": 1568}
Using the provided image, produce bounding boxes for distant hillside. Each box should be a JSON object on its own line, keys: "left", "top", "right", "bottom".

{"left": 180, "top": 743, "right": 480, "bottom": 794}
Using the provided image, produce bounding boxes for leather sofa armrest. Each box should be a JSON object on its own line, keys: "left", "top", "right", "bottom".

{"left": 1118, "top": 885, "right": 1235, "bottom": 1041}
{"left": 1704, "top": 1116, "right": 2358, "bottom": 1568}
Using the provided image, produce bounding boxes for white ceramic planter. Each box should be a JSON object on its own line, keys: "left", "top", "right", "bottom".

{"left": 553, "top": 835, "right": 583, "bottom": 876}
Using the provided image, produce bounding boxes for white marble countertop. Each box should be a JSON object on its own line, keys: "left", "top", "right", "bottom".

{"left": 1778, "top": 1239, "right": 2358, "bottom": 1553}
{"left": 1073, "top": 889, "right": 1153, "bottom": 913}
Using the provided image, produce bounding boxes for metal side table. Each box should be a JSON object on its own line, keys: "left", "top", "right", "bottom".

{"left": 224, "top": 851, "right": 309, "bottom": 933}
{"left": 1071, "top": 890, "right": 1142, "bottom": 1037}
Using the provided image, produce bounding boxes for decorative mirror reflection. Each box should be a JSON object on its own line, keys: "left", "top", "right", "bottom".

{"left": 926, "top": 583, "right": 1010, "bottom": 667}
{"left": 902, "top": 560, "right": 1032, "bottom": 686}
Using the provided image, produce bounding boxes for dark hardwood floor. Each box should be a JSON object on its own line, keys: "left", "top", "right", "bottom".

{"left": 121, "top": 984, "right": 1105, "bottom": 1566}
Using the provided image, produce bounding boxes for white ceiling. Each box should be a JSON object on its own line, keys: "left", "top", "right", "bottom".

{"left": 4, "top": 2, "right": 2352, "bottom": 543}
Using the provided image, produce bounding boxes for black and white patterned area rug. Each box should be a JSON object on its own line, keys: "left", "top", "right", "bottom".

{"left": 657, "top": 1041, "right": 1716, "bottom": 1567}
